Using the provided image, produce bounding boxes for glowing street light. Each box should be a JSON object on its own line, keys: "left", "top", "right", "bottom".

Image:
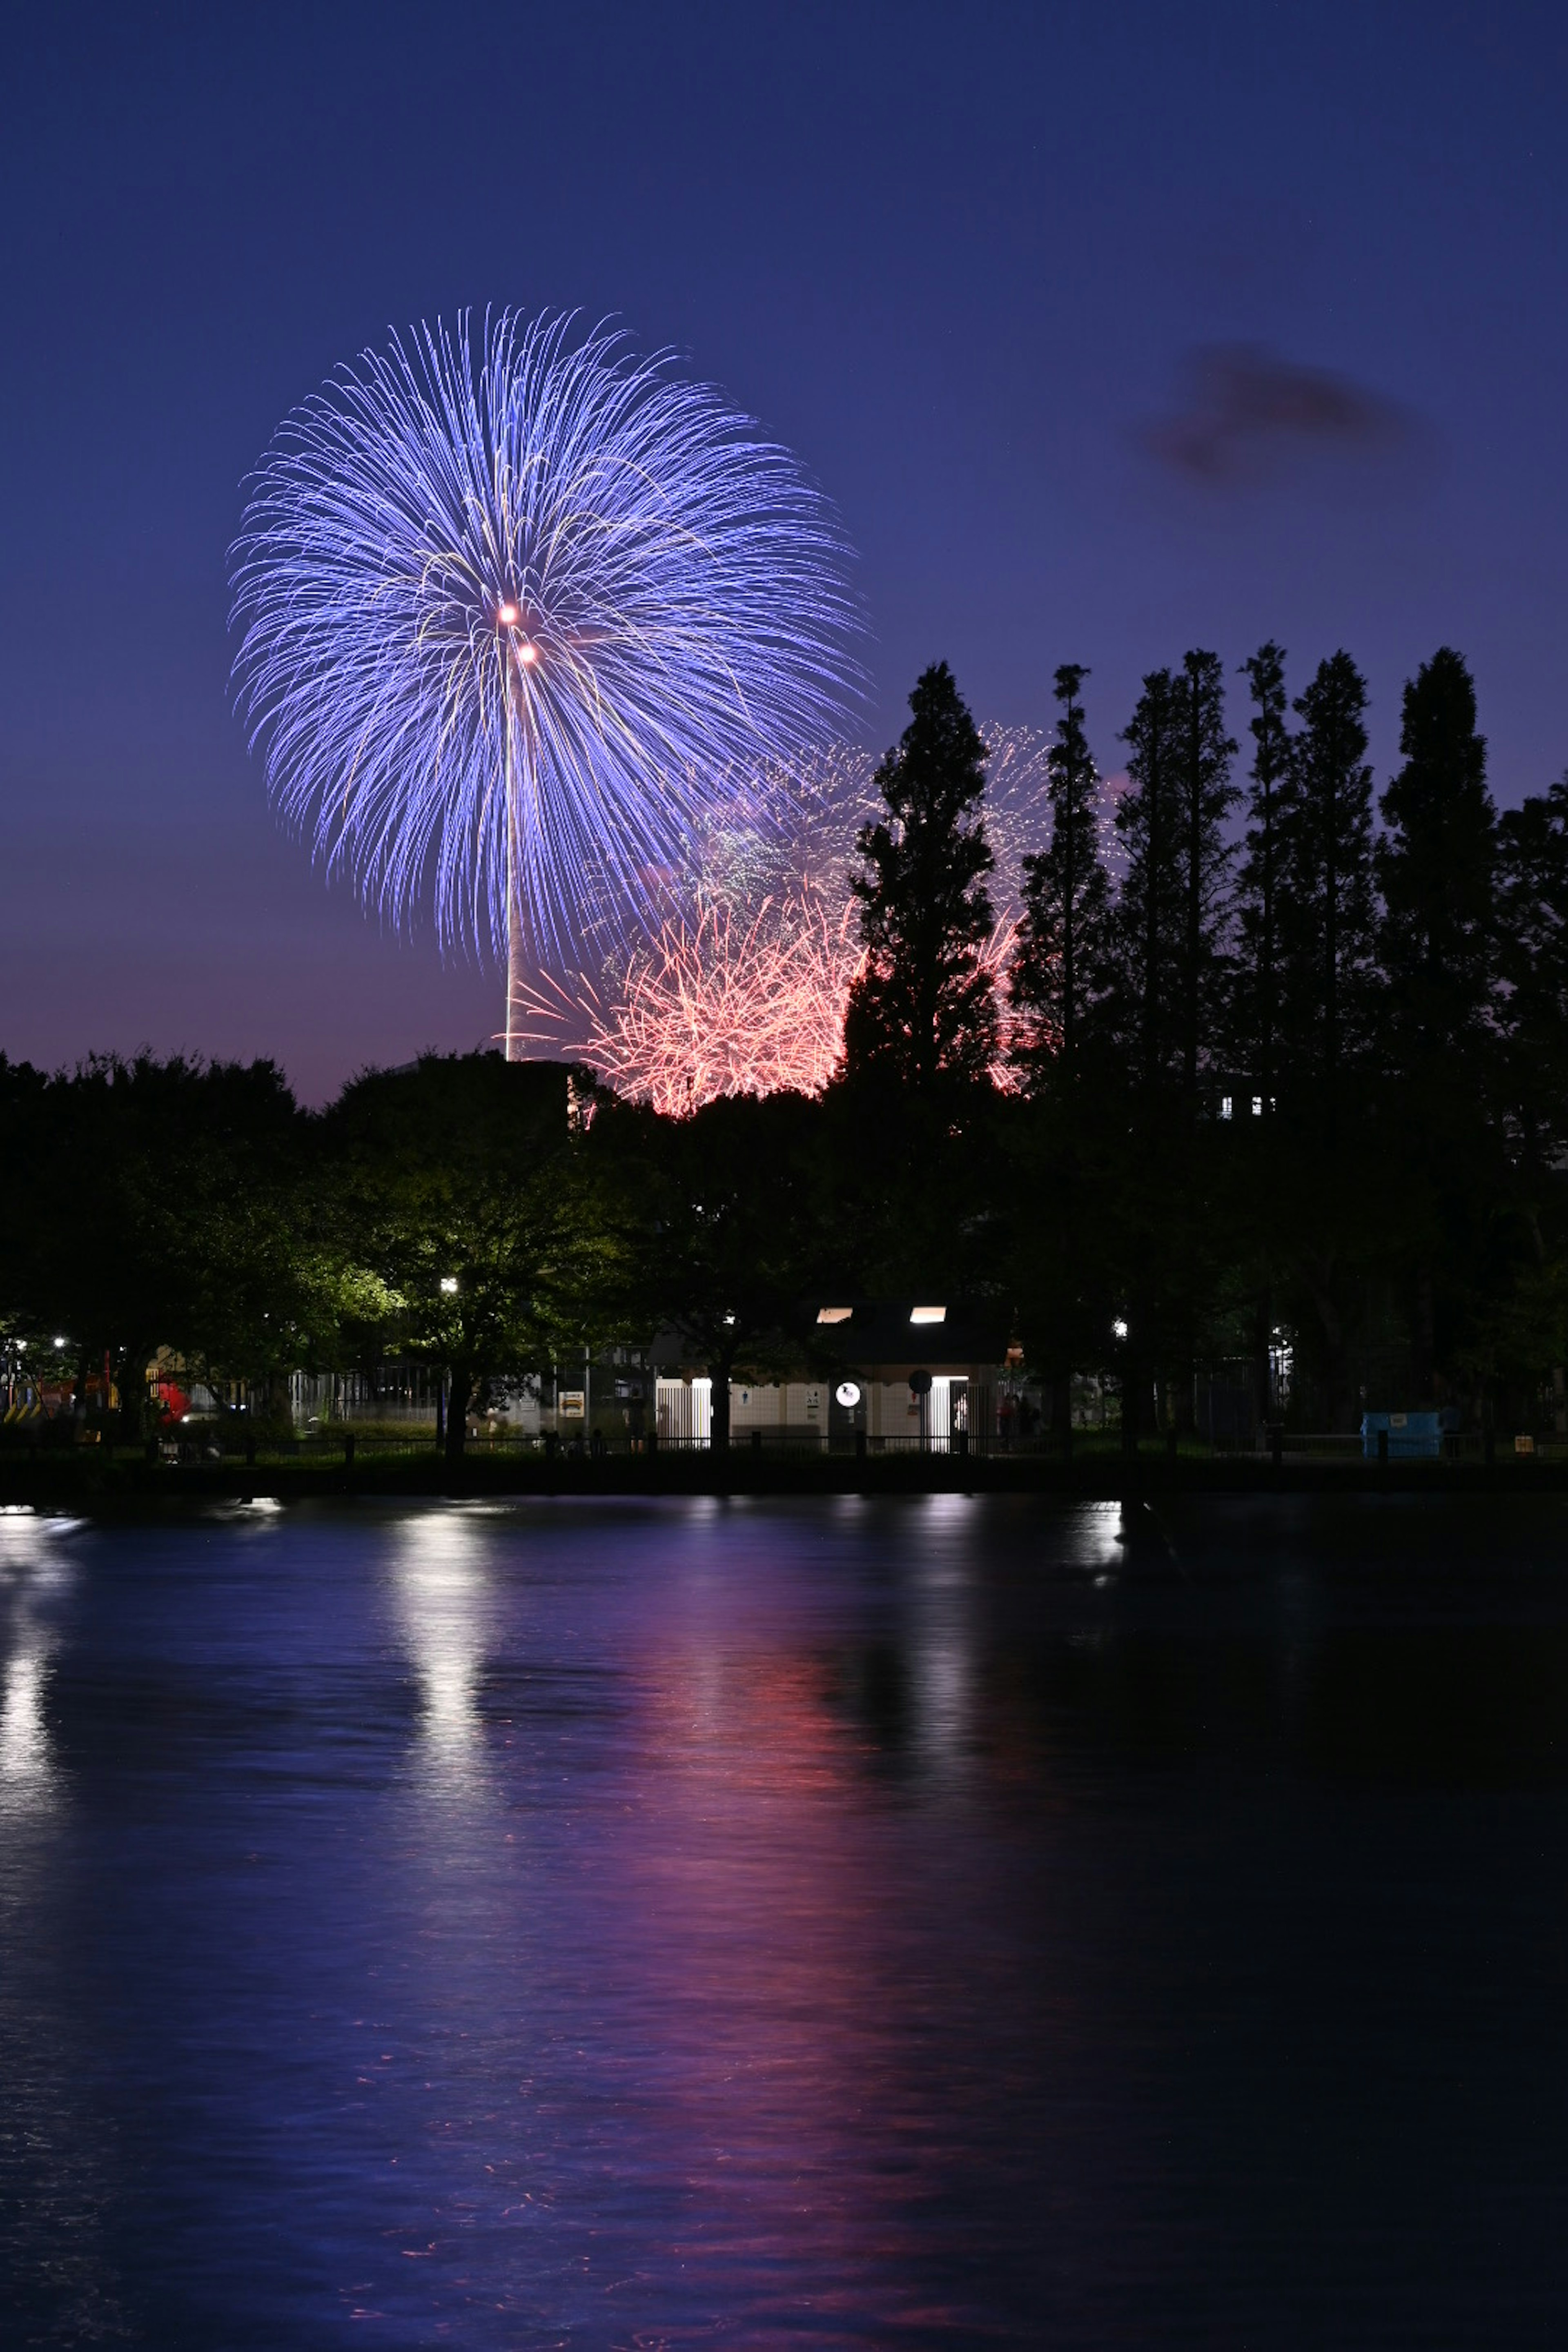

{"left": 439, "top": 1276, "right": 459, "bottom": 1295}
{"left": 1112, "top": 1318, "right": 1129, "bottom": 1341}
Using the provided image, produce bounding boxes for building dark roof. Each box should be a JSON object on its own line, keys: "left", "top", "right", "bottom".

{"left": 805, "top": 1299, "right": 1010, "bottom": 1372}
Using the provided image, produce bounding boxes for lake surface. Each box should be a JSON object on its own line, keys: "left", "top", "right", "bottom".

{"left": 3, "top": 1493, "right": 1568, "bottom": 2348}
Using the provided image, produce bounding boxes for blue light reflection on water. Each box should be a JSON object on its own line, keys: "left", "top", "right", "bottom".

{"left": 3, "top": 1493, "right": 1568, "bottom": 2347}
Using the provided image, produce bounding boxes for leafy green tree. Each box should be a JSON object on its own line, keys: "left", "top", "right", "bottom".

{"left": 1011, "top": 663, "right": 1113, "bottom": 1087}
{"left": 321, "top": 1053, "right": 614, "bottom": 1467}
{"left": 842, "top": 662, "right": 998, "bottom": 1091}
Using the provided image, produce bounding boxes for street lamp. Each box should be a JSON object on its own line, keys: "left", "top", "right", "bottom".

{"left": 440, "top": 1276, "right": 459, "bottom": 1294}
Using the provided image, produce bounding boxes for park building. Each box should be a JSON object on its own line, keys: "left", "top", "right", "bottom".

{"left": 650, "top": 1298, "right": 1013, "bottom": 1451}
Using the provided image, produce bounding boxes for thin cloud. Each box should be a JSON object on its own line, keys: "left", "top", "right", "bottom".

{"left": 1143, "top": 344, "right": 1414, "bottom": 485}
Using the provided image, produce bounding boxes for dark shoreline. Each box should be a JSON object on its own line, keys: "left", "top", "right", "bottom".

{"left": 5, "top": 1450, "right": 1568, "bottom": 1510}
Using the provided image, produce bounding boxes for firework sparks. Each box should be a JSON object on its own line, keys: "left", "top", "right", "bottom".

{"left": 517, "top": 723, "right": 1096, "bottom": 1110}
{"left": 519, "top": 886, "right": 1022, "bottom": 1112}
{"left": 229, "top": 310, "right": 860, "bottom": 1046}
{"left": 515, "top": 887, "right": 861, "bottom": 1112}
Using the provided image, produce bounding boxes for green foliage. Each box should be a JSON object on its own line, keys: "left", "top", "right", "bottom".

{"left": 318, "top": 1053, "right": 621, "bottom": 1461}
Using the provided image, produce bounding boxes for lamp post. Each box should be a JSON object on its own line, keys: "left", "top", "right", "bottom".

{"left": 435, "top": 1277, "right": 458, "bottom": 1451}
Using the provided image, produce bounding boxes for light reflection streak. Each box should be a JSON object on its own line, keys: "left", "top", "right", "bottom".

{"left": 392, "top": 1510, "right": 491, "bottom": 1781}
{"left": 0, "top": 1646, "right": 54, "bottom": 1798}
{"left": 588, "top": 1581, "right": 1015, "bottom": 2333}
{"left": 0, "top": 1514, "right": 74, "bottom": 1819}
{"left": 909, "top": 1496, "right": 976, "bottom": 1774}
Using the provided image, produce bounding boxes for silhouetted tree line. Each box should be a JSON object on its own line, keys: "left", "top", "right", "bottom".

{"left": 5, "top": 646, "right": 1568, "bottom": 1452}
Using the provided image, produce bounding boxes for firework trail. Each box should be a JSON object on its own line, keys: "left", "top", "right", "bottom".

{"left": 229, "top": 311, "right": 860, "bottom": 1045}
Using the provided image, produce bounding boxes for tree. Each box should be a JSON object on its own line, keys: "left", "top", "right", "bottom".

{"left": 7, "top": 1053, "right": 305, "bottom": 1444}
{"left": 1233, "top": 642, "right": 1292, "bottom": 1107}
{"left": 1270, "top": 653, "right": 1379, "bottom": 1425}
{"left": 1229, "top": 642, "right": 1294, "bottom": 1426}
{"left": 321, "top": 1053, "right": 610, "bottom": 1468}
{"left": 1279, "top": 651, "right": 1377, "bottom": 1115}
{"left": 1111, "top": 667, "right": 1185, "bottom": 1094}
{"left": 1377, "top": 648, "right": 1497, "bottom": 1071}
{"left": 1373, "top": 651, "right": 1500, "bottom": 1396}
{"left": 842, "top": 662, "right": 998, "bottom": 1091}
{"left": 1011, "top": 663, "right": 1113, "bottom": 1087}
{"left": 1105, "top": 665, "right": 1211, "bottom": 1439}
{"left": 1171, "top": 649, "right": 1238, "bottom": 1097}
{"left": 1497, "top": 775, "right": 1568, "bottom": 1163}
{"left": 641, "top": 1090, "right": 826, "bottom": 1449}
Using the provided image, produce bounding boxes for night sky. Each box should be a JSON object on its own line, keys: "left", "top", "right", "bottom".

{"left": 4, "top": 0, "right": 1566, "bottom": 1100}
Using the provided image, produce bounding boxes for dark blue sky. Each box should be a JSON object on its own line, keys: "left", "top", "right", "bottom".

{"left": 3, "top": 0, "right": 1565, "bottom": 1098}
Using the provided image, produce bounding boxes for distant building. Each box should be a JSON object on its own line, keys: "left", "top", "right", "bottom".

{"left": 653, "top": 1298, "right": 1011, "bottom": 1450}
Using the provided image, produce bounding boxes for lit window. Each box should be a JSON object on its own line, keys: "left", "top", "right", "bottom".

{"left": 910, "top": 1306, "right": 946, "bottom": 1325}
{"left": 1252, "top": 1096, "right": 1263, "bottom": 1116}
{"left": 1220, "top": 1096, "right": 1233, "bottom": 1120}
{"left": 816, "top": 1306, "right": 853, "bottom": 1324}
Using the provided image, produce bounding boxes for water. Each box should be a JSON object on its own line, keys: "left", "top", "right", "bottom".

{"left": 2, "top": 1493, "right": 1568, "bottom": 2348}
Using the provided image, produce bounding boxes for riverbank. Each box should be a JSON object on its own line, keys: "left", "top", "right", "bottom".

{"left": 4, "top": 1445, "right": 1567, "bottom": 1507}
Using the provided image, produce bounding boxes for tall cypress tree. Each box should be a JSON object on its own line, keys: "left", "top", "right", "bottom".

{"left": 1233, "top": 641, "right": 1292, "bottom": 1106}
{"left": 1377, "top": 647, "right": 1496, "bottom": 1071}
{"left": 1376, "top": 650, "right": 1499, "bottom": 1399}
{"left": 1011, "top": 663, "right": 1112, "bottom": 1087}
{"left": 1171, "top": 649, "right": 1238, "bottom": 1097}
{"left": 842, "top": 662, "right": 998, "bottom": 1091}
{"left": 1112, "top": 667, "right": 1185, "bottom": 1094}
{"left": 1280, "top": 650, "right": 1377, "bottom": 1115}
{"left": 1497, "top": 775, "right": 1568, "bottom": 1163}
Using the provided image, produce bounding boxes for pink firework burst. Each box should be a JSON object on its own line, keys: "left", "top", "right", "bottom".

{"left": 517, "top": 894, "right": 1022, "bottom": 1113}
{"left": 588, "top": 891, "right": 863, "bottom": 1114}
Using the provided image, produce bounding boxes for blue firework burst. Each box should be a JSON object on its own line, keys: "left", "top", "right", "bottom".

{"left": 229, "top": 310, "right": 859, "bottom": 1022}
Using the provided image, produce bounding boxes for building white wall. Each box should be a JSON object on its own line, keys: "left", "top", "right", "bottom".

{"left": 652, "top": 1373, "right": 989, "bottom": 1446}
